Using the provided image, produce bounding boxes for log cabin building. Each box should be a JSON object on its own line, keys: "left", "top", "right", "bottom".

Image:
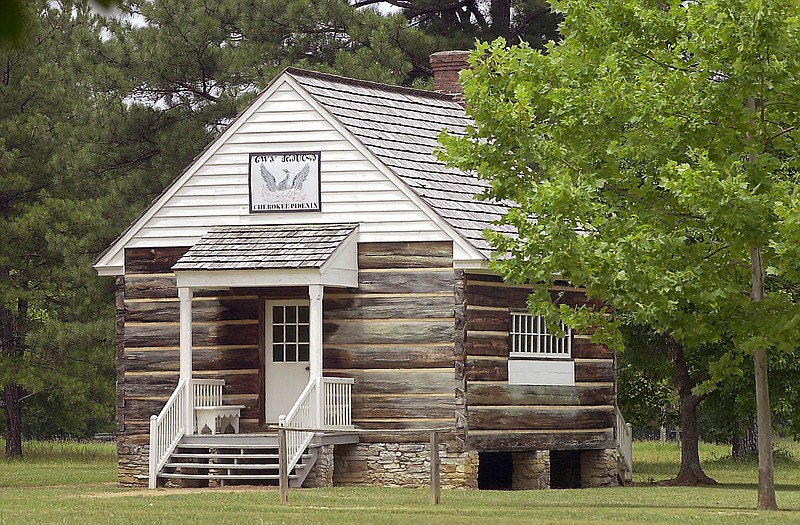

{"left": 94, "top": 51, "right": 632, "bottom": 490}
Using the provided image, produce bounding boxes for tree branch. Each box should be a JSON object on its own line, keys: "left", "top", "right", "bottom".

{"left": 767, "top": 126, "right": 795, "bottom": 143}
{"left": 93, "top": 149, "right": 159, "bottom": 177}
{"left": 171, "top": 81, "right": 219, "bottom": 103}
{"left": 466, "top": 0, "right": 489, "bottom": 32}
{"left": 631, "top": 49, "right": 698, "bottom": 73}
{"left": 703, "top": 243, "right": 731, "bottom": 260}
{"left": 765, "top": 274, "right": 800, "bottom": 293}
{"left": 18, "top": 387, "right": 58, "bottom": 403}
{"left": 510, "top": 7, "right": 550, "bottom": 41}
{"left": 351, "top": 0, "right": 413, "bottom": 8}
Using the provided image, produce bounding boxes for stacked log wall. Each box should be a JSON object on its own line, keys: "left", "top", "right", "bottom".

{"left": 461, "top": 273, "right": 616, "bottom": 451}
{"left": 323, "top": 241, "right": 458, "bottom": 444}
{"left": 121, "top": 243, "right": 459, "bottom": 438}
{"left": 116, "top": 242, "right": 460, "bottom": 485}
{"left": 119, "top": 247, "right": 263, "bottom": 453}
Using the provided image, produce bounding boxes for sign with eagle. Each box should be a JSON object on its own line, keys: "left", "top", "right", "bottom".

{"left": 248, "top": 152, "right": 321, "bottom": 213}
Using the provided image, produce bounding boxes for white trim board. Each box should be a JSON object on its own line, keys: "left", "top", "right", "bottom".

{"left": 508, "top": 360, "right": 575, "bottom": 386}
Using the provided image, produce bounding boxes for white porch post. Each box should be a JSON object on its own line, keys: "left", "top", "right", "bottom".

{"left": 178, "top": 286, "right": 194, "bottom": 434}
{"left": 309, "top": 284, "right": 324, "bottom": 427}
{"left": 308, "top": 284, "right": 324, "bottom": 380}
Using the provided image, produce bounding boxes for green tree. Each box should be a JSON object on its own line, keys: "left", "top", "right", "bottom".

{"left": 0, "top": 0, "right": 118, "bottom": 44}
{"left": 357, "top": 0, "right": 561, "bottom": 50}
{"left": 0, "top": 0, "right": 117, "bottom": 457}
{"left": 618, "top": 325, "right": 678, "bottom": 432}
{"left": 443, "top": 0, "right": 800, "bottom": 509}
{"left": 702, "top": 348, "right": 800, "bottom": 460}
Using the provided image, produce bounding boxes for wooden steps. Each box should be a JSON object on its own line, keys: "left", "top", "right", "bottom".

{"left": 160, "top": 472, "right": 296, "bottom": 481}
{"left": 154, "top": 434, "right": 315, "bottom": 488}
{"left": 169, "top": 453, "right": 281, "bottom": 460}
{"left": 181, "top": 434, "right": 280, "bottom": 447}
{"left": 164, "top": 461, "right": 306, "bottom": 469}
{"left": 152, "top": 432, "right": 358, "bottom": 489}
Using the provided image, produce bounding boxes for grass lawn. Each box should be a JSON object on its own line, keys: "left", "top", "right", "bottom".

{"left": 1, "top": 439, "right": 800, "bottom": 524}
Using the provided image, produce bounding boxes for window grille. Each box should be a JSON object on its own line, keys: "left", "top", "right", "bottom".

{"left": 509, "top": 312, "right": 571, "bottom": 358}
{"left": 271, "top": 304, "right": 310, "bottom": 363}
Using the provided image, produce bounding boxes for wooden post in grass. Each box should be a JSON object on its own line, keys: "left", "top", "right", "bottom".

{"left": 278, "top": 425, "right": 289, "bottom": 504}
{"left": 430, "top": 431, "right": 440, "bottom": 505}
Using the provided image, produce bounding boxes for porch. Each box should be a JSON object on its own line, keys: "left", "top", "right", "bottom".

{"left": 147, "top": 224, "right": 360, "bottom": 488}
{"left": 148, "top": 375, "right": 357, "bottom": 488}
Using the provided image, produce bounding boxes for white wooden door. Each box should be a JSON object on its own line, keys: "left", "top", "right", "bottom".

{"left": 266, "top": 301, "right": 311, "bottom": 422}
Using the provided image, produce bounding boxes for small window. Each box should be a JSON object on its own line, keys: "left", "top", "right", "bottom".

{"left": 510, "top": 312, "right": 572, "bottom": 358}
{"left": 271, "top": 304, "right": 310, "bottom": 363}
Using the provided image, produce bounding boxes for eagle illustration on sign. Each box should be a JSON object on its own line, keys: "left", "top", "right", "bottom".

{"left": 260, "top": 163, "right": 311, "bottom": 192}
{"left": 249, "top": 152, "right": 321, "bottom": 212}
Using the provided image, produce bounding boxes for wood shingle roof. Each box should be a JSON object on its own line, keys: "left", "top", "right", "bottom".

{"left": 287, "top": 68, "right": 512, "bottom": 259}
{"left": 172, "top": 224, "right": 358, "bottom": 271}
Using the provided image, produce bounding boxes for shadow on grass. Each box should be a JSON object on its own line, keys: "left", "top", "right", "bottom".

{"left": 705, "top": 458, "right": 800, "bottom": 468}
{"left": 450, "top": 493, "right": 770, "bottom": 514}
{"left": 704, "top": 483, "right": 800, "bottom": 493}
{"left": 629, "top": 480, "right": 800, "bottom": 493}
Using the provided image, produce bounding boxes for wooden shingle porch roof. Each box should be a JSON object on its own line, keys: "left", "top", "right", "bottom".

{"left": 173, "top": 224, "right": 358, "bottom": 271}
{"left": 171, "top": 223, "right": 359, "bottom": 289}
{"left": 286, "top": 68, "right": 514, "bottom": 259}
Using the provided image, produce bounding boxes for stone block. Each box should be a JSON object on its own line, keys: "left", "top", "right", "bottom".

{"left": 303, "top": 444, "right": 335, "bottom": 488}
{"left": 512, "top": 450, "right": 550, "bottom": 490}
{"left": 580, "top": 448, "right": 619, "bottom": 488}
{"left": 333, "top": 442, "right": 478, "bottom": 488}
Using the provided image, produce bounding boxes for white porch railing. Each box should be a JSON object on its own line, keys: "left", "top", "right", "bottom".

{"left": 148, "top": 378, "right": 191, "bottom": 489}
{"left": 280, "top": 376, "right": 355, "bottom": 473}
{"left": 322, "top": 377, "right": 354, "bottom": 428}
{"left": 150, "top": 376, "right": 353, "bottom": 487}
{"left": 279, "top": 379, "right": 318, "bottom": 472}
{"left": 616, "top": 407, "right": 633, "bottom": 482}
{"left": 193, "top": 378, "right": 224, "bottom": 408}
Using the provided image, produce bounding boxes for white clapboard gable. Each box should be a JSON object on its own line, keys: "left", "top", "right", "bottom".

{"left": 95, "top": 74, "right": 484, "bottom": 275}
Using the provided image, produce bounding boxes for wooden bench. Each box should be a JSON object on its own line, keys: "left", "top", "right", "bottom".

{"left": 195, "top": 405, "right": 246, "bottom": 435}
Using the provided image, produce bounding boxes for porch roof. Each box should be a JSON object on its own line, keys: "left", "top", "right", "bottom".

{"left": 172, "top": 224, "right": 359, "bottom": 289}
{"left": 173, "top": 223, "right": 357, "bottom": 271}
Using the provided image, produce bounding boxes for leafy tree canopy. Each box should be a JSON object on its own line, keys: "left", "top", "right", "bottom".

{"left": 442, "top": 0, "right": 800, "bottom": 506}
{"left": 443, "top": 0, "right": 800, "bottom": 373}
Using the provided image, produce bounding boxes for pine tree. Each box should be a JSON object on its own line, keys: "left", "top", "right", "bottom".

{"left": 0, "top": 0, "right": 115, "bottom": 457}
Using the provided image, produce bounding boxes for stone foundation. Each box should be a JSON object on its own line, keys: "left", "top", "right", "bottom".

{"left": 303, "top": 444, "right": 335, "bottom": 488}
{"left": 334, "top": 442, "right": 478, "bottom": 488}
{"left": 117, "top": 440, "right": 615, "bottom": 490}
{"left": 512, "top": 450, "right": 550, "bottom": 490}
{"left": 118, "top": 441, "right": 149, "bottom": 488}
{"left": 580, "top": 448, "right": 619, "bottom": 488}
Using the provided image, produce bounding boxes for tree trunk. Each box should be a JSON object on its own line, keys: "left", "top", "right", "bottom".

{"left": 0, "top": 299, "right": 23, "bottom": 459}
{"left": 3, "top": 383, "right": 22, "bottom": 458}
{"left": 750, "top": 246, "right": 778, "bottom": 510}
{"left": 732, "top": 418, "right": 758, "bottom": 461}
{"left": 665, "top": 338, "right": 716, "bottom": 486}
{"left": 490, "top": 0, "right": 511, "bottom": 39}
{"left": 0, "top": 190, "right": 23, "bottom": 459}
{"left": 745, "top": 99, "right": 778, "bottom": 509}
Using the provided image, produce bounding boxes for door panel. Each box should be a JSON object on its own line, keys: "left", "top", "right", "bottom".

{"left": 266, "top": 302, "right": 311, "bottom": 422}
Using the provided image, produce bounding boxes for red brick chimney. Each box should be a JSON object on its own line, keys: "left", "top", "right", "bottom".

{"left": 430, "top": 50, "right": 471, "bottom": 102}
